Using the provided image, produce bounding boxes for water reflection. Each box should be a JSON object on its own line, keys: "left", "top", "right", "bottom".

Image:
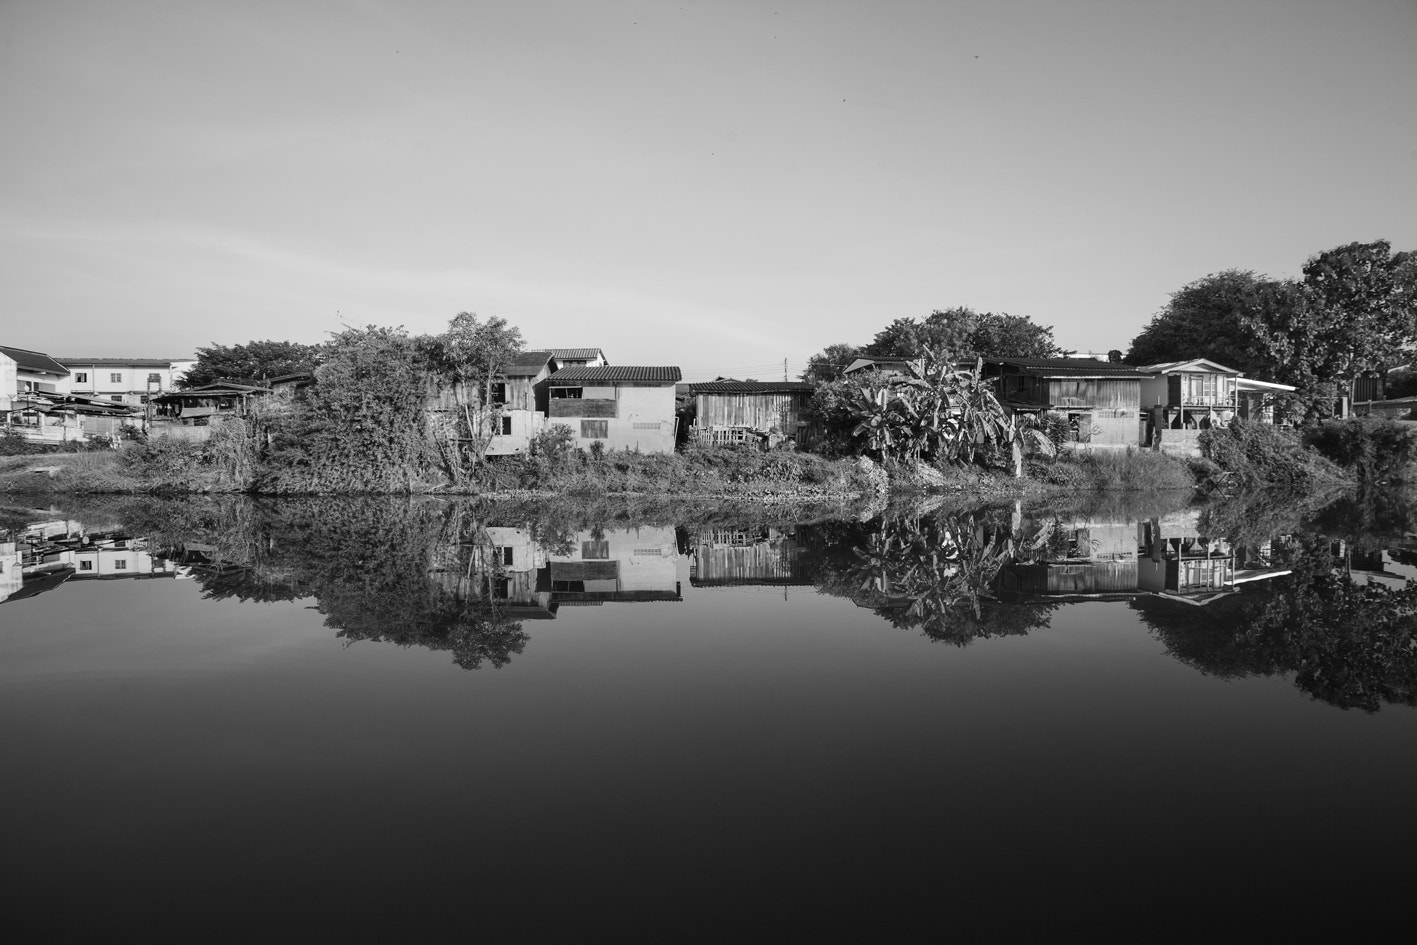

{"left": 5, "top": 491, "right": 1417, "bottom": 709}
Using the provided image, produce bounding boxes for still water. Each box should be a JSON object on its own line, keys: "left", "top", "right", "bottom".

{"left": 3, "top": 493, "right": 1417, "bottom": 938}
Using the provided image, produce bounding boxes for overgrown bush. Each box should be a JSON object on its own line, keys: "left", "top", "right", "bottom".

{"left": 1303, "top": 417, "right": 1417, "bottom": 481}
{"left": 1027, "top": 447, "right": 1195, "bottom": 491}
{"left": 1198, "top": 420, "right": 1343, "bottom": 491}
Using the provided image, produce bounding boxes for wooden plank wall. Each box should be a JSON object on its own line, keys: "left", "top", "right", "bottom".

{"left": 695, "top": 393, "right": 806, "bottom": 430}
{"left": 1046, "top": 378, "right": 1139, "bottom": 409}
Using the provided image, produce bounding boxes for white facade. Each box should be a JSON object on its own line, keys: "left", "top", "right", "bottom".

{"left": 57, "top": 358, "right": 195, "bottom": 406}
{"left": 549, "top": 383, "right": 678, "bottom": 453}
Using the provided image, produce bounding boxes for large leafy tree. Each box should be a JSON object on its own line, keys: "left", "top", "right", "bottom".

{"left": 423, "top": 312, "right": 525, "bottom": 481}
{"left": 800, "top": 343, "right": 861, "bottom": 384}
{"left": 862, "top": 308, "right": 1061, "bottom": 360}
{"left": 1126, "top": 241, "right": 1417, "bottom": 417}
{"left": 180, "top": 340, "right": 324, "bottom": 388}
{"left": 1124, "top": 270, "right": 1273, "bottom": 371}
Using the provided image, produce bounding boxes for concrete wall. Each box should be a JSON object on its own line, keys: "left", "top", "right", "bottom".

{"left": 0, "top": 353, "right": 15, "bottom": 414}
{"left": 61, "top": 361, "right": 190, "bottom": 405}
{"left": 485, "top": 410, "right": 548, "bottom": 455}
{"left": 556, "top": 383, "right": 677, "bottom": 453}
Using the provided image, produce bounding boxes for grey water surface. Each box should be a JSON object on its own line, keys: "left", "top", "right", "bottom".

{"left": 3, "top": 493, "right": 1416, "bottom": 939}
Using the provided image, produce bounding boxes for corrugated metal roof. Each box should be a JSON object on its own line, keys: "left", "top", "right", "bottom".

{"left": 689, "top": 379, "right": 816, "bottom": 393}
{"left": 548, "top": 366, "right": 681, "bottom": 383}
{"left": 0, "top": 346, "right": 70, "bottom": 377}
{"left": 55, "top": 357, "right": 185, "bottom": 368}
{"left": 503, "top": 350, "right": 556, "bottom": 376}
{"left": 987, "top": 357, "right": 1149, "bottom": 378}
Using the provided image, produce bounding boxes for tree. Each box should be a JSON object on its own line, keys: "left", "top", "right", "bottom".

{"left": 1301, "top": 239, "right": 1417, "bottom": 374}
{"left": 862, "top": 308, "right": 1060, "bottom": 361}
{"left": 800, "top": 343, "right": 861, "bottom": 384}
{"left": 1124, "top": 270, "right": 1274, "bottom": 371}
{"left": 424, "top": 312, "right": 525, "bottom": 481}
{"left": 180, "top": 340, "right": 324, "bottom": 389}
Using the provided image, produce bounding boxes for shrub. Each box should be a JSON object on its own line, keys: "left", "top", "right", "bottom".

{"left": 1303, "top": 417, "right": 1417, "bottom": 481}
{"left": 1199, "top": 420, "right": 1343, "bottom": 491}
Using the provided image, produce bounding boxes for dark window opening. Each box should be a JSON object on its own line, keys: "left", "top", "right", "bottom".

{"left": 552, "top": 387, "right": 583, "bottom": 399}
{"left": 500, "top": 415, "right": 512, "bottom": 435}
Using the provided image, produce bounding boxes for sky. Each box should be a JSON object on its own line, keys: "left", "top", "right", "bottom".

{"left": 3, "top": 0, "right": 1415, "bottom": 381}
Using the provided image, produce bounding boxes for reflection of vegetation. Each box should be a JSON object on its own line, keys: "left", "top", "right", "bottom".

{"left": 813, "top": 508, "right": 1058, "bottom": 644}
{"left": 1137, "top": 533, "right": 1417, "bottom": 712}
{"left": 112, "top": 497, "right": 530, "bottom": 670}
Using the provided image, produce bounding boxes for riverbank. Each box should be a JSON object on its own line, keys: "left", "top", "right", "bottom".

{"left": 4, "top": 418, "right": 1407, "bottom": 500}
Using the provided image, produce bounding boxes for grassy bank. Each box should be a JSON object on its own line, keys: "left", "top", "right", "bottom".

{"left": 5, "top": 417, "right": 1411, "bottom": 500}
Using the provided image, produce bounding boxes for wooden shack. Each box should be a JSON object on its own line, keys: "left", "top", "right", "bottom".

{"left": 983, "top": 357, "right": 1147, "bottom": 449}
{"left": 688, "top": 379, "right": 817, "bottom": 448}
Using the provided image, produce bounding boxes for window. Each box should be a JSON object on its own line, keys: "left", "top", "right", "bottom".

{"left": 147, "top": 373, "right": 162, "bottom": 386}
{"left": 581, "top": 540, "right": 610, "bottom": 559}
{"left": 110, "top": 395, "right": 124, "bottom": 402}
{"left": 79, "top": 560, "right": 94, "bottom": 571}
{"left": 74, "top": 372, "right": 88, "bottom": 383}
{"left": 490, "top": 382, "right": 507, "bottom": 404}
{"left": 500, "top": 415, "right": 512, "bottom": 435}
{"left": 501, "top": 546, "right": 514, "bottom": 566}
{"left": 552, "top": 387, "right": 583, "bottom": 399}
{"left": 114, "top": 560, "right": 128, "bottom": 570}
{"left": 492, "top": 577, "right": 510, "bottom": 599}
{"left": 581, "top": 419, "right": 608, "bottom": 439}
{"left": 110, "top": 373, "right": 123, "bottom": 383}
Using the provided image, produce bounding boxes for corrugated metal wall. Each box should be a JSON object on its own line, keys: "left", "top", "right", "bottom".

{"left": 1046, "top": 378, "right": 1139, "bottom": 409}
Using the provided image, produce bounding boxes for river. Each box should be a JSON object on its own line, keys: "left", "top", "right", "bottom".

{"left": 3, "top": 491, "right": 1416, "bottom": 939}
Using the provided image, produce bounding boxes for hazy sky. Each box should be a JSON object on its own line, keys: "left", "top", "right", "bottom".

{"left": 3, "top": 0, "right": 1414, "bottom": 380}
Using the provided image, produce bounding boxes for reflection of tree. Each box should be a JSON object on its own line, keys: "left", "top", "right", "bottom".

{"left": 139, "top": 498, "right": 530, "bottom": 670}
{"left": 813, "top": 509, "right": 1057, "bottom": 644}
{"left": 1136, "top": 534, "right": 1417, "bottom": 712}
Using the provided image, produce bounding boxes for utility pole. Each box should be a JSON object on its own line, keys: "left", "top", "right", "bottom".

{"left": 783, "top": 358, "right": 787, "bottom": 381}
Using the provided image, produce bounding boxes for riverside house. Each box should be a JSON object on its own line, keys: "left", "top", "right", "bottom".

{"left": 1137, "top": 359, "right": 1243, "bottom": 451}
{"left": 486, "top": 350, "right": 559, "bottom": 456}
{"left": 687, "top": 379, "right": 817, "bottom": 448}
{"left": 982, "top": 357, "right": 1150, "bottom": 449}
{"left": 54, "top": 357, "right": 195, "bottom": 408}
{"left": 547, "top": 366, "right": 681, "bottom": 453}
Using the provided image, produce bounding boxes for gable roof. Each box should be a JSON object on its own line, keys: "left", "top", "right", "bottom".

{"left": 547, "top": 347, "right": 606, "bottom": 361}
{"left": 0, "top": 346, "right": 69, "bottom": 377}
{"left": 843, "top": 357, "right": 921, "bottom": 378}
{"left": 689, "top": 379, "right": 816, "bottom": 394}
{"left": 1137, "top": 358, "right": 1243, "bottom": 375}
{"left": 547, "top": 366, "right": 681, "bottom": 384}
{"left": 986, "top": 357, "right": 1149, "bottom": 379}
{"left": 503, "top": 350, "right": 558, "bottom": 377}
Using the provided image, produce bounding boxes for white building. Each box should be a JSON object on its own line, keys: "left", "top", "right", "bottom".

{"left": 54, "top": 357, "right": 196, "bottom": 407}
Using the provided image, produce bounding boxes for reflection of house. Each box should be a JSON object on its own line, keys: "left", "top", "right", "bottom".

{"left": 2, "top": 520, "right": 176, "bottom": 605}
{"left": 55, "top": 357, "right": 195, "bottom": 407}
{"left": 687, "top": 380, "right": 816, "bottom": 448}
{"left": 430, "top": 527, "right": 559, "bottom": 618}
{"left": 546, "top": 366, "right": 681, "bottom": 453}
{"left": 998, "top": 514, "right": 1289, "bottom": 604}
{"left": 983, "top": 357, "right": 1148, "bottom": 449}
{"left": 543, "top": 527, "right": 685, "bottom": 604}
{"left": 689, "top": 527, "right": 812, "bottom": 586}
